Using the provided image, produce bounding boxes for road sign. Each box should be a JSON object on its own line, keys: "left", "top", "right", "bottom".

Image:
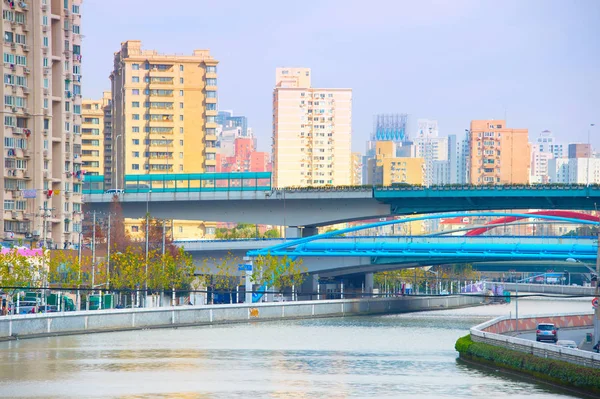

{"left": 238, "top": 264, "right": 252, "bottom": 272}
{"left": 592, "top": 297, "right": 599, "bottom": 308}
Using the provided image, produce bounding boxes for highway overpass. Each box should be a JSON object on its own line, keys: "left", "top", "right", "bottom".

{"left": 84, "top": 185, "right": 600, "bottom": 227}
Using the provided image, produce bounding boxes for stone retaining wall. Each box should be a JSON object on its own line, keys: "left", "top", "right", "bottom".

{"left": 0, "top": 295, "right": 482, "bottom": 341}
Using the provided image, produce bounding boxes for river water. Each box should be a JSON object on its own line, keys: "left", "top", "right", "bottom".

{"left": 0, "top": 297, "right": 593, "bottom": 399}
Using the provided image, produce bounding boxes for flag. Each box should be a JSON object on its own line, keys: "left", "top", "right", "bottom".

{"left": 54, "top": 189, "right": 61, "bottom": 195}
{"left": 46, "top": 190, "right": 53, "bottom": 197}
{"left": 21, "top": 189, "right": 37, "bottom": 199}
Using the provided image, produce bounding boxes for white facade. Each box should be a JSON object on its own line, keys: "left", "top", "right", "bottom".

{"left": 568, "top": 158, "right": 600, "bottom": 184}
{"left": 448, "top": 134, "right": 467, "bottom": 184}
{"left": 548, "top": 158, "right": 570, "bottom": 183}
{"left": 530, "top": 147, "right": 554, "bottom": 183}
{"left": 536, "top": 130, "right": 564, "bottom": 158}
{"left": 432, "top": 160, "right": 450, "bottom": 186}
{"left": 412, "top": 135, "right": 448, "bottom": 186}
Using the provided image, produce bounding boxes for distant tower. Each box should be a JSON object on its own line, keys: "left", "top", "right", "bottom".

{"left": 373, "top": 114, "right": 409, "bottom": 142}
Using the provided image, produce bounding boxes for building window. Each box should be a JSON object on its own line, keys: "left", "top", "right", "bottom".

{"left": 132, "top": 89, "right": 139, "bottom": 95}
{"left": 179, "top": 65, "right": 184, "bottom": 72}
{"left": 132, "top": 114, "right": 140, "bottom": 120}
{"left": 206, "top": 66, "right": 216, "bottom": 73}
{"left": 132, "top": 139, "right": 139, "bottom": 145}
{"left": 179, "top": 78, "right": 183, "bottom": 84}
{"left": 132, "top": 164, "right": 139, "bottom": 170}
{"left": 132, "top": 64, "right": 139, "bottom": 70}
{"left": 132, "top": 101, "right": 139, "bottom": 108}
{"left": 132, "top": 76, "right": 139, "bottom": 83}
{"left": 132, "top": 126, "right": 140, "bottom": 133}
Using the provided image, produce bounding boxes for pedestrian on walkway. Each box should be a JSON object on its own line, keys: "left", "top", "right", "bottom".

{"left": 593, "top": 341, "right": 600, "bottom": 353}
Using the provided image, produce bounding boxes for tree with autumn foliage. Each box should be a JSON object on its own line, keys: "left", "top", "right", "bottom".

{"left": 108, "top": 195, "right": 132, "bottom": 252}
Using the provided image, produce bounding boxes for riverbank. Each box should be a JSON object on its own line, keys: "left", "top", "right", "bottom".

{"left": 456, "top": 334, "right": 600, "bottom": 396}
{"left": 456, "top": 312, "right": 600, "bottom": 396}
{"left": 0, "top": 294, "right": 482, "bottom": 342}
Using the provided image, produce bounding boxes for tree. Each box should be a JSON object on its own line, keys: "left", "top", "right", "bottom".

{"left": 108, "top": 195, "right": 132, "bottom": 252}
{"left": 0, "top": 249, "right": 46, "bottom": 296}
{"left": 47, "top": 251, "right": 84, "bottom": 287}
{"left": 251, "top": 253, "right": 307, "bottom": 292}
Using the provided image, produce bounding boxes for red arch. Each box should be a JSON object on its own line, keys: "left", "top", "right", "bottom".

{"left": 465, "top": 210, "right": 599, "bottom": 236}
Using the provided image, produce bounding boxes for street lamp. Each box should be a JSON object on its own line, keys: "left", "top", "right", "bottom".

{"left": 115, "top": 134, "right": 122, "bottom": 190}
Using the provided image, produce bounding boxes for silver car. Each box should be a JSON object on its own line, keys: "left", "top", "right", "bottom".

{"left": 536, "top": 323, "right": 558, "bottom": 342}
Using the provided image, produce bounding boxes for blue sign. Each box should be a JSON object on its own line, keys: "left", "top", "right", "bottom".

{"left": 238, "top": 264, "right": 253, "bottom": 271}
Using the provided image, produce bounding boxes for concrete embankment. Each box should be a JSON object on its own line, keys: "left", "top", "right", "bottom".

{"left": 0, "top": 295, "right": 481, "bottom": 341}
{"left": 456, "top": 312, "right": 600, "bottom": 396}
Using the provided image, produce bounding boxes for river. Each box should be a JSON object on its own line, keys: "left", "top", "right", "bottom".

{"left": 0, "top": 297, "right": 593, "bottom": 398}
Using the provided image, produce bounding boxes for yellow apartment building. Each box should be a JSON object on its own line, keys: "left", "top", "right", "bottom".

{"left": 272, "top": 67, "right": 352, "bottom": 187}
{"left": 1, "top": 0, "right": 84, "bottom": 248}
{"left": 366, "top": 141, "right": 425, "bottom": 186}
{"left": 125, "top": 219, "right": 217, "bottom": 241}
{"left": 468, "top": 120, "right": 530, "bottom": 185}
{"left": 110, "top": 40, "right": 218, "bottom": 190}
{"left": 81, "top": 92, "right": 111, "bottom": 178}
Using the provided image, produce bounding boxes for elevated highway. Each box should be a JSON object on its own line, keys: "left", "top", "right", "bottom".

{"left": 84, "top": 185, "right": 600, "bottom": 226}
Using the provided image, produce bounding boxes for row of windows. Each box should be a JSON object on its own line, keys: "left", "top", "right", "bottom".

{"left": 3, "top": 53, "right": 27, "bottom": 66}
{"left": 2, "top": 11, "right": 26, "bottom": 24}
{"left": 3, "top": 200, "right": 26, "bottom": 211}
{"left": 4, "top": 73, "right": 26, "bottom": 86}
{"left": 4, "top": 32, "right": 26, "bottom": 45}
{"left": 131, "top": 64, "right": 217, "bottom": 73}
{"left": 131, "top": 164, "right": 184, "bottom": 171}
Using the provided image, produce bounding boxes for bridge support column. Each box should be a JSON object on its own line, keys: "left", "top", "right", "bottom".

{"left": 299, "top": 273, "right": 319, "bottom": 301}
{"left": 365, "top": 272, "right": 374, "bottom": 297}
{"left": 285, "top": 226, "right": 319, "bottom": 239}
{"left": 244, "top": 257, "right": 253, "bottom": 304}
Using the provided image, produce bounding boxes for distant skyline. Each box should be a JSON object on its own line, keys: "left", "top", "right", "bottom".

{"left": 81, "top": 0, "right": 599, "bottom": 153}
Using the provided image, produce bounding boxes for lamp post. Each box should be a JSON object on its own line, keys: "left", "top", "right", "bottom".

{"left": 145, "top": 190, "right": 151, "bottom": 307}
{"left": 115, "top": 134, "right": 122, "bottom": 190}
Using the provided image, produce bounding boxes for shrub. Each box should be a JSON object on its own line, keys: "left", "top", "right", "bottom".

{"left": 455, "top": 334, "right": 600, "bottom": 393}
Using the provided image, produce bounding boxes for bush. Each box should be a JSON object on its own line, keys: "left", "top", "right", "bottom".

{"left": 455, "top": 334, "right": 600, "bottom": 393}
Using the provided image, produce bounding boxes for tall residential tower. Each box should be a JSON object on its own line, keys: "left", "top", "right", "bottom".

{"left": 272, "top": 67, "right": 352, "bottom": 187}
{"left": 110, "top": 41, "right": 218, "bottom": 189}
{"left": 1, "top": 0, "right": 84, "bottom": 248}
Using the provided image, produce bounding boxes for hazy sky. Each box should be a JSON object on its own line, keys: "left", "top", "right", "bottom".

{"left": 82, "top": 0, "right": 599, "bottom": 153}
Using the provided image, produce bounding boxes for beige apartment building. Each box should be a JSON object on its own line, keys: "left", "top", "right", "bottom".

{"left": 81, "top": 92, "right": 111, "bottom": 181}
{"left": 1, "top": 0, "right": 84, "bottom": 248}
{"left": 272, "top": 67, "right": 352, "bottom": 187}
{"left": 467, "top": 120, "right": 530, "bottom": 185}
{"left": 366, "top": 141, "right": 425, "bottom": 186}
{"left": 110, "top": 40, "right": 218, "bottom": 190}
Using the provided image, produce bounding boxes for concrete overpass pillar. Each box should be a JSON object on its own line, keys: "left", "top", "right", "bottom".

{"left": 365, "top": 272, "right": 374, "bottom": 297}
{"left": 302, "top": 226, "right": 318, "bottom": 237}
{"left": 285, "top": 226, "right": 319, "bottom": 239}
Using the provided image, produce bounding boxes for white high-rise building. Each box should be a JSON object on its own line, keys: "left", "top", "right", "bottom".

{"left": 530, "top": 147, "right": 554, "bottom": 183}
{"left": 448, "top": 134, "right": 467, "bottom": 184}
{"left": 548, "top": 158, "right": 570, "bottom": 183}
{"left": 536, "top": 130, "right": 564, "bottom": 158}
{"left": 411, "top": 120, "right": 448, "bottom": 186}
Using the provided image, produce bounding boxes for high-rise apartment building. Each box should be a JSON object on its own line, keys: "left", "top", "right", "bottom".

{"left": 530, "top": 147, "right": 553, "bottom": 183}
{"left": 467, "top": 120, "right": 530, "bottom": 185}
{"left": 81, "top": 92, "right": 111, "bottom": 180}
{"left": 447, "top": 134, "right": 467, "bottom": 184}
{"left": 272, "top": 67, "right": 352, "bottom": 187}
{"left": 536, "top": 130, "right": 563, "bottom": 158}
{"left": 411, "top": 119, "right": 448, "bottom": 186}
{"left": 110, "top": 41, "right": 218, "bottom": 189}
{"left": 1, "top": 0, "right": 84, "bottom": 248}
{"left": 216, "top": 110, "right": 248, "bottom": 136}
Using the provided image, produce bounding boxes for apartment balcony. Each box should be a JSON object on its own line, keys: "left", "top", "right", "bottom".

{"left": 204, "top": 134, "right": 217, "bottom": 142}
{"left": 205, "top": 72, "right": 217, "bottom": 79}
{"left": 204, "top": 159, "right": 217, "bottom": 167}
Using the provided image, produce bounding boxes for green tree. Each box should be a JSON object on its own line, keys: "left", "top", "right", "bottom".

{"left": 0, "top": 249, "right": 46, "bottom": 296}
{"left": 251, "top": 253, "right": 307, "bottom": 292}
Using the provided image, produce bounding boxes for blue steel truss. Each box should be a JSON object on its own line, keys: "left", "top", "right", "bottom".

{"left": 247, "top": 212, "right": 599, "bottom": 259}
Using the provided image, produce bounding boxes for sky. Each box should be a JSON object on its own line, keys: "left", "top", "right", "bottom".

{"left": 81, "top": 0, "right": 600, "bottom": 153}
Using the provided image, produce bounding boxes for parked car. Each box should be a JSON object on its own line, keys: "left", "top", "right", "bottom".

{"left": 536, "top": 323, "right": 558, "bottom": 342}
{"left": 38, "top": 305, "right": 58, "bottom": 313}
{"left": 556, "top": 340, "right": 578, "bottom": 349}
{"left": 105, "top": 189, "right": 124, "bottom": 195}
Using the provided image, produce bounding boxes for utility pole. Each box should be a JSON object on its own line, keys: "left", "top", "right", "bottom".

{"left": 145, "top": 211, "right": 149, "bottom": 307}
{"left": 595, "top": 229, "right": 600, "bottom": 344}
{"left": 92, "top": 211, "right": 96, "bottom": 289}
{"left": 107, "top": 213, "right": 111, "bottom": 290}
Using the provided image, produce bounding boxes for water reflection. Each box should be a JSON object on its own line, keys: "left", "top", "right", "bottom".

{"left": 0, "top": 298, "right": 590, "bottom": 398}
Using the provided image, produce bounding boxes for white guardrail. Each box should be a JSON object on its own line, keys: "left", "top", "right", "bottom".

{"left": 470, "top": 312, "right": 600, "bottom": 369}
